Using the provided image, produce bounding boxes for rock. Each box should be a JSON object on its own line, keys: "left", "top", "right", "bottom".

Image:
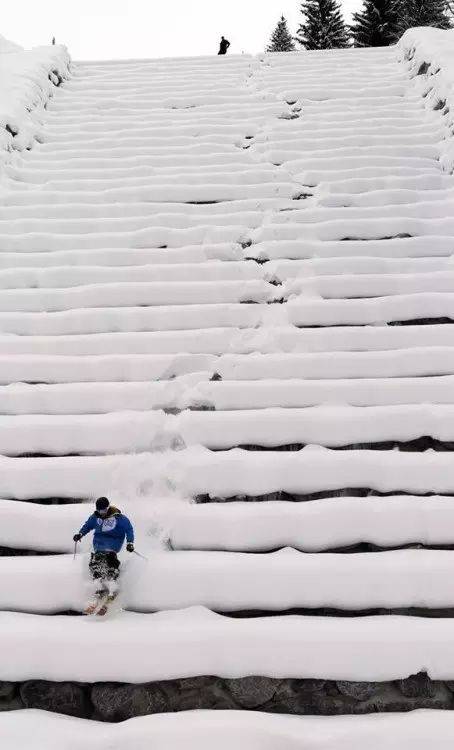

{"left": 224, "top": 676, "right": 280, "bottom": 708}
{"left": 397, "top": 672, "right": 436, "bottom": 698}
{"left": 20, "top": 680, "right": 89, "bottom": 718}
{"left": 0, "top": 681, "right": 22, "bottom": 712}
{"left": 0, "top": 682, "right": 16, "bottom": 700}
{"left": 362, "top": 682, "right": 452, "bottom": 713}
{"left": 337, "top": 681, "right": 377, "bottom": 701}
{"left": 91, "top": 682, "right": 168, "bottom": 721}
{"left": 92, "top": 678, "right": 236, "bottom": 719}
{"left": 178, "top": 677, "right": 235, "bottom": 711}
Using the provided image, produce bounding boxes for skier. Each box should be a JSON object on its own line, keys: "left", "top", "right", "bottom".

{"left": 73, "top": 497, "right": 135, "bottom": 614}
{"left": 218, "top": 36, "right": 230, "bottom": 55}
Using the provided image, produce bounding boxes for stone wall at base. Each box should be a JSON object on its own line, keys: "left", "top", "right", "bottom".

{"left": 1, "top": 673, "right": 453, "bottom": 721}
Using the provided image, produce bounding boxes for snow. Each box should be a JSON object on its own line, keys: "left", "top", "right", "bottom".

{"left": 1, "top": 373, "right": 453, "bottom": 414}
{"left": 3, "top": 495, "right": 454, "bottom": 554}
{"left": 399, "top": 28, "right": 454, "bottom": 172}
{"left": 2, "top": 24, "right": 454, "bottom": 734}
{"left": 1, "top": 609, "right": 454, "bottom": 682}
{"left": 8, "top": 404, "right": 454, "bottom": 455}
{"left": 0, "top": 35, "right": 22, "bottom": 54}
{"left": 3, "top": 709, "right": 454, "bottom": 750}
{"left": 0, "top": 280, "right": 273, "bottom": 311}
{"left": 0, "top": 45, "right": 69, "bottom": 153}
{"left": 2, "top": 548, "right": 454, "bottom": 614}
{"left": 2, "top": 447, "right": 454, "bottom": 501}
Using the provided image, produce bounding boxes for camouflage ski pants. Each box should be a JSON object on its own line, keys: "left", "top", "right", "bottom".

{"left": 89, "top": 551, "right": 120, "bottom": 582}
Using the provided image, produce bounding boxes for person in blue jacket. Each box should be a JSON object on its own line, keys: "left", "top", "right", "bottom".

{"left": 73, "top": 497, "right": 134, "bottom": 585}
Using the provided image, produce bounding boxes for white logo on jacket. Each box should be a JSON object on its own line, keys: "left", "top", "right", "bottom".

{"left": 96, "top": 517, "right": 117, "bottom": 532}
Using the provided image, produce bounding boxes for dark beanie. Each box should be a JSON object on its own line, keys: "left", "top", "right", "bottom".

{"left": 96, "top": 497, "right": 109, "bottom": 511}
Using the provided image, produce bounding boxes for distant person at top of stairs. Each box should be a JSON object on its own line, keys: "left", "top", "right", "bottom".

{"left": 218, "top": 36, "right": 230, "bottom": 55}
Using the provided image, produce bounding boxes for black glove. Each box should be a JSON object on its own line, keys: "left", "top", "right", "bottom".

{"left": 73, "top": 533, "right": 82, "bottom": 543}
{"left": 126, "top": 542, "right": 134, "bottom": 552}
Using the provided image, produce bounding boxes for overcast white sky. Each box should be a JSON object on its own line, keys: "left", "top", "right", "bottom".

{"left": 4, "top": 1, "right": 362, "bottom": 60}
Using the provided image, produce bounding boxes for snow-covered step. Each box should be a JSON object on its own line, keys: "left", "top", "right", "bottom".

{"left": 255, "top": 218, "right": 454, "bottom": 246}
{"left": 39, "top": 121, "right": 259, "bottom": 140}
{"left": 269, "top": 256, "right": 454, "bottom": 279}
{"left": 0, "top": 262, "right": 264, "bottom": 290}
{"left": 0, "top": 303, "right": 264, "bottom": 335}
{"left": 3, "top": 495, "right": 454, "bottom": 554}
{"left": 320, "top": 173, "right": 453, "bottom": 196}
{"left": 3, "top": 709, "right": 454, "bottom": 750}
{"left": 3, "top": 324, "right": 454, "bottom": 358}
{"left": 0, "top": 226, "right": 250, "bottom": 251}
{"left": 0, "top": 380, "right": 198, "bottom": 415}
{"left": 250, "top": 236, "right": 454, "bottom": 261}
{"left": 2, "top": 374, "right": 454, "bottom": 415}
{"left": 185, "top": 376, "right": 454, "bottom": 411}
{"left": 278, "top": 119, "right": 440, "bottom": 137}
{"left": 286, "top": 294, "right": 454, "bottom": 326}
{"left": 0, "top": 244, "right": 243, "bottom": 268}
{"left": 1, "top": 609, "right": 454, "bottom": 682}
{"left": 5, "top": 173, "right": 289, "bottom": 195}
{"left": 31, "top": 137, "right": 259, "bottom": 156}
{"left": 2, "top": 447, "right": 454, "bottom": 502}
{"left": 45, "top": 99, "right": 285, "bottom": 116}
{"left": 7, "top": 404, "right": 454, "bottom": 455}
{"left": 174, "top": 405, "right": 454, "bottom": 450}
{"left": 0, "top": 353, "right": 217, "bottom": 385}
{"left": 4, "top": 291, "right": 452, "bottom": 329}
{"left": 216, "top": 349, "right": 454, "bottom": 381}
{"left": 0, "top": 211, "right": 267, "bottom": 234}
{"left": 0, "top": 183, "right": 295, "bottom": 206}
{"left": 273, "top": 200, "right": 454, "bottom": 224}
{"left": 0, "top": 198, "right": 288, "bottom": 220}
{"left": 5, "top": 346, "right": 454, "bottom": 385}
{"left": 319, "top": 187, "right": 454, "bottom": 208}
{"left": 284, "top": 272, "right": 454, "bottom": 299}
{"left": 0, "top": 281, "right": 273, "bottom": 312}
{"left": 0, "top": 330, "right": 238, "bottom": 356}
{"left": 8, "top": 155, "right": 276, "bottom": 176}
{"left": 254, "top": 130, "right": 441, "bottom": 148}
{"left": 1, "top": 549, "right": 454, "bottom": 615}
{"left": 301, "top": 166, "right": 441, "bottom": 185}
{"left": 266, "top": 146, "right": 439, "bottom": 165}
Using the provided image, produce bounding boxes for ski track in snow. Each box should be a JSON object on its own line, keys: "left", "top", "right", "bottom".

{"left": 3, "top": 26, "right": 454, "bottom": 744}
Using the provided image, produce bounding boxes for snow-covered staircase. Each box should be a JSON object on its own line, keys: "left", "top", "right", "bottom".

{"left": 3, "top": 28, "right": 454, "bottom": 745}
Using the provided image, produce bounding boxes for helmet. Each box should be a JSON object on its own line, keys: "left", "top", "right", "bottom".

{"left": 95, "top": 497, "right": 109, "bottom": 512}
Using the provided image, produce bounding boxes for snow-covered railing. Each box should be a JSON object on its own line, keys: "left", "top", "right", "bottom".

{"left": 0, "top": 37, "right": 70, "bottom": 156}
{"left": 399, "top": 28, "right": 454, "bottom": 173}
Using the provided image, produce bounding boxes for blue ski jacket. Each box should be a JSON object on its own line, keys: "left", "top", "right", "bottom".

{"left": 78, "top": 506, "right": 134, "bottom": 553}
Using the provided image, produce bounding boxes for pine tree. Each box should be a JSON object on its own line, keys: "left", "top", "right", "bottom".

{"left": 297, "top": 0, "right": 350, "bottom": 49}
{"left": 398, "top": 0, "right": 451, "bottom": 33}
{"left": 351, "top": 0, "right": 402, "bottom": 47}
{"left": 267, "top": 16, "right": 296, "bottom": 52}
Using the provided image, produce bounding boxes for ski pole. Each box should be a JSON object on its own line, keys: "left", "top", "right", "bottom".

{"left": 133, "top": 550, "right": 148, "bottom": 561}
{"left": 73, "top": 540, "right": 78, "bottom": 560}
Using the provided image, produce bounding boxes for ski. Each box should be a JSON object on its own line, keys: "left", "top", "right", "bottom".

{"left": 84, "top": 590, "right": 110, "bottom": 616}
{"left": 97, "top": 592, "right": 119, "bottom": 617}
